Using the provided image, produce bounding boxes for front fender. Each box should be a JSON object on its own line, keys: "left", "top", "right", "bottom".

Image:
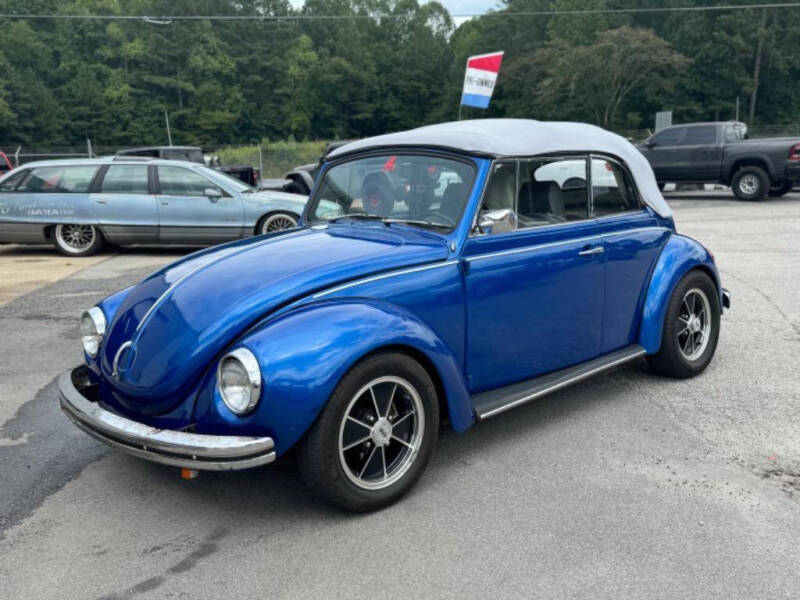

{"left": 193, "top": 299, "right": 473, "bottom": 456}
{"left": 639, "top": 234, "right": 720, "bottom": 354}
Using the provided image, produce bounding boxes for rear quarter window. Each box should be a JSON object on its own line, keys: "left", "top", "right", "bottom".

{"left": 17, "top": 166, "right": 99, "bottom": 193}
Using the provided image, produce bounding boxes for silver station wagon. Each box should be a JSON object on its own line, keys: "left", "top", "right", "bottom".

{"left": 0, "top": 157, "right": 309, "bottom": 256}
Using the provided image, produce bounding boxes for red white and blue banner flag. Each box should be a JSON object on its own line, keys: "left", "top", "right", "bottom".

{"left": 460, "top": 51, "right": 504, "bottom": 109}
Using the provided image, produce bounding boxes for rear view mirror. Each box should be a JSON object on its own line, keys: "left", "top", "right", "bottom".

{"left": 478, "top": 208, "right": 517, "bottom": 234}
{"left": 204, "top": 188, "right": 223, "bottom": 202}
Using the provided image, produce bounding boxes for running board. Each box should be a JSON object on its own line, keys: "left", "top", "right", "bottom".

{"left": 471, "top": 345, "right": 646, "bottom": 420}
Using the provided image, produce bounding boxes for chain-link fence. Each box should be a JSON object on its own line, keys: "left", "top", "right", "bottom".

{"left": 0, "top": 141, "right": 330, "bottom": 179}
{"left": 5, "top": 124, "right": 800, "bottom": 175}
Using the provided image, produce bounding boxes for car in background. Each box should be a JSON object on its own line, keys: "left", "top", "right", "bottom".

{"left": 638, "top": 121, "right": 800, "bottom": 201}
{"left": 0, "top": 152, "right": 12, "bottom": 177}
{"left": 279, "top": 141, "right": 353, "bottom": 195}
{"left": 117, "top": 146, "right": 261, "bottom": 187}
{"left": 0, "top": 156, "right": 310, "bottom": 256}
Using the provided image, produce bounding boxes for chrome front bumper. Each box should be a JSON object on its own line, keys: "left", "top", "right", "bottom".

{"left": 58, "top": 367, "right": 276, "bottom": 471}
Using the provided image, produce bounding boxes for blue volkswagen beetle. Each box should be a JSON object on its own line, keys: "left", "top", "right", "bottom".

{"left": 59, "top": 120, "right": 730, "bottom": 511}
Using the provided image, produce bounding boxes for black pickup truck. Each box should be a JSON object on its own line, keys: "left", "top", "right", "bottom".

{"left": 638, "top": 121, "right": 800, "bottom": 200}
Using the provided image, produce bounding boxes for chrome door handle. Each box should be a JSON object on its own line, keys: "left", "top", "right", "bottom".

{"left": 578, "top": 246, "right": 605, "bottom": 256}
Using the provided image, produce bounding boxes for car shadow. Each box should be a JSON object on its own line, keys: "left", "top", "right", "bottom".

{"left": 104, "top": 360, "right": 652, "bottom": 521}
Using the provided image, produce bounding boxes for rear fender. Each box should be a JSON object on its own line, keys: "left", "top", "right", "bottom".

{"left": 639, "top": 234, "right": 721, "bottom": 354}
{"left": 193, "top": 299, "right": 474, "bottom": 456}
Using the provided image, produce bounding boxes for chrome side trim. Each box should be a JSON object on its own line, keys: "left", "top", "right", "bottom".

{"left": 465, "top": 227, "right": 667, "bottom": 263}
{"left": 475, "top": 345, "right": 646, "bottom": 420}
{"left": 58, "top": 368, "right": 276, "bottom": 471}
{"left": 313, "top": 260, "right": 459, "bottom": 299}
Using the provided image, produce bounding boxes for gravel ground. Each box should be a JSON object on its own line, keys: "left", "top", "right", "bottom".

{"left": 0, "top": 192, "right": 798, "bottom": 600}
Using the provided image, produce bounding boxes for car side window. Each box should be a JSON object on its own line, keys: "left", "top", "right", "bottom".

{"left": 683, "top": 126, "right": 717, "bottom": 145}
{"left": 481, "top": 162, "right": 516, "bottom": 212}
{"left": 651, "top": 128, "right": 681, "bottom": 146}
{"left": 99, "top": 165, "right": 150, "bottom": 194}
{"left": 16, "top": 166, "right": 98, "bottom": 193}
{"left": 0, "top": 169, "right": 29, "bottom": 192}
{"left": 517, "top": 157, "right": 589, "bottom": 227}
{"left": 591, "top": 158, "right": 642, "bottom": 216}
{"left": 158, "top": 166, "right": 220, "bottom": 197}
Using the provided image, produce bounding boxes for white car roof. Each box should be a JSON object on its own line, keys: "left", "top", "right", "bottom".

{"left": 328, "top": 119, "right": 672, "bottom": 218}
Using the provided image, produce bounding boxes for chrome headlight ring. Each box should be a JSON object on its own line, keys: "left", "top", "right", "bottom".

{"left": 217, "top": 348, "right": 262, "bottom": 416}
{"left": 80, "top": 306, "right": 107, "bottom": 358}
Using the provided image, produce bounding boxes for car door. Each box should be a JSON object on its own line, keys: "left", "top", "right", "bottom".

{"left": 641, "top": 127, "right": 684, "bottom": 181}
{"left": 89, "top": 163, "right": 158, "bottom": 243}
{"left": 590, "top": 156, "right": 670, "bottom": 353}
{"left": 682, "top": 125, "right": 723, "bottom": 182}
{"left": 155, "top": 164, "right": 243, "bottom": 243}
{"left": 463, "top": 157, "right": 605, "bottom": 393}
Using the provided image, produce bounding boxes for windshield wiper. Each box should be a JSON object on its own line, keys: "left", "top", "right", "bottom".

{"left": 327, "top": 215, "right": 452, "bottom": 231}
{"left": 328, "top": 214, "right": 388, "bottom": 223}
{"left": 383, "top": 219, "right": 451, "bottom": 230}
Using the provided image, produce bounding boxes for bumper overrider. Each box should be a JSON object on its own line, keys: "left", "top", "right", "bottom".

{"left": 58, "top": 367, "right": 276, "bottom": 471}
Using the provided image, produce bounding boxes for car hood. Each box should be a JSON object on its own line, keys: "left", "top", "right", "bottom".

{"left": 100, "top": 224, "right": 449, "bottom": 410}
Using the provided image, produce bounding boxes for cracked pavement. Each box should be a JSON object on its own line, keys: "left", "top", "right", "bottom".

{"left": 0, "top": 193, "right": 798, "bottom": 599}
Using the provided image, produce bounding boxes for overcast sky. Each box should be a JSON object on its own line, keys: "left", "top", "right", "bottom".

{"left": 288, "top": 1, "right": 501, "bottom": 20}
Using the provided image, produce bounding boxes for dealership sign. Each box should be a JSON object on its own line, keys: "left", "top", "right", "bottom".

{"left": 460, "top": 51, "right": 504, "bottom": 109}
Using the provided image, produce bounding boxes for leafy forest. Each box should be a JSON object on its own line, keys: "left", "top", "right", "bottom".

{"left": 1, "top": 0, "right": 799, "bottom": 148}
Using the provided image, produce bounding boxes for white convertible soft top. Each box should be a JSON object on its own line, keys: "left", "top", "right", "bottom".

{"left": 328, "top": 119, "right": 672, "bottom": 218}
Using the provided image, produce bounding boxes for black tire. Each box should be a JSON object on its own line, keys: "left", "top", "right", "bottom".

{"left": 285, "top": 181, "right": 308, "bottom": 195}
{"left": 768, "top": 180, "right": 793, "bottom": 197}
{"left": 53, "top": 224, "right": 104, "bottom": 256}
{"left": 647, "top": 270, "right": 720, "bottom": 379}
{"left": 297, "top": 351, "right": 439, "bottom": 512}
{"left": 361, "top": 182, "right": 394, "bottom": 217}
{"left": 731, "top": 166, "right": 769, "bottom": 201}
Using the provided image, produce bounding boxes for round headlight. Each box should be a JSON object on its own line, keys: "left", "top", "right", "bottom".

{"left": 218, "top": 348, "right": 262, "bottom": 415}
{"left": 80, "top": 307, "right": 107, "bottom": 358}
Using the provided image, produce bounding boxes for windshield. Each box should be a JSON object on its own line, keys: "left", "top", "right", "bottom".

{"left": 195, "top": 165, "right": 254, "bottom": 193}
{"left": 307, "top": 154, "right": 475, "bottom": 231}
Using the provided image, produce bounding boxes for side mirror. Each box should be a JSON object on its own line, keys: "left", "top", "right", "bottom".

{"left": 478, "top": 208, "right": 517, "bottom": 235}
{"left": 645, "top": 141, "right": 656, "bottom": 149}
{"left": 204, "top": 188, "right": 223, "bottom": 202}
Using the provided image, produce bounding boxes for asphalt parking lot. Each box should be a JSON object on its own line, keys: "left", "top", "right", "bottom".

{"left": 1, "top": 191, "right": 798, "bottom": 599}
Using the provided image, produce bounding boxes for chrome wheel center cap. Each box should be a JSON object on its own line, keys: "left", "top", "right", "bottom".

{"left": 370, "top": 418, "right": 392, "bottom": 447}
{"left": 687, "top": 316, "right": 701, "bottom": 334}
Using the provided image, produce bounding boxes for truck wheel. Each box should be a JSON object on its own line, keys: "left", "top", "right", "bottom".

{"left": 768, "top": 180, "right": 793, "bottom": 197}
{"left": 647, "top": 270, "right": 721, "bottom": 379}
{"left": 285, "top": 181, "right": 308, "bottom": 195}
{"left": 53, "top": 224, "right": 104, "bottom": 256}
{"left": 731, "top": 166, "right": 769, "bottom": 201}
{"left": 297, "top": 351, "right": 439, "bottom": 512}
